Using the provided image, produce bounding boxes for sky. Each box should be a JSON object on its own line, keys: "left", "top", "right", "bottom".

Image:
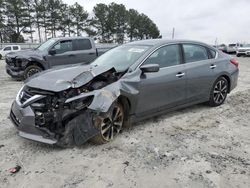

{"left": 63, "top": 0, "right": 250, "bottom": 45}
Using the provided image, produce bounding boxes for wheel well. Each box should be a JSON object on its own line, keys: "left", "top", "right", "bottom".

{"left": 26, "top": 61, "right": 45, "bottom": 70}
{"left": 221, "top": 75, "right": 231, "bottom": 93}
{"left": 118, "top": 96, "right": 131, "bottom": 120}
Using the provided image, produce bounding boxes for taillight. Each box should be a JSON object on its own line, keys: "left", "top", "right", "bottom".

{"left": 230, "top": 58, "right": 239, "bottom": 69}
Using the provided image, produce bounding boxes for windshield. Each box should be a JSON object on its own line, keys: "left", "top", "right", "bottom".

{"left": 36, "top": 38, "right": 57, "bottom": 51}
{"left": 92, "top": 45, "right": 151, "bottom": 72}
{"left": 229, "top": 44, "right": 236, "bottom": 47}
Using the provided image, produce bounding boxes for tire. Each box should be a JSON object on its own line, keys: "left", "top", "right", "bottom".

{"left": 91, "top": 103, "right": 125, "bottom": 144}
{"left": 24, "top": 65, "right": 42, "bottom": 79}
{"left": 208, "top": 77, "right": 229, "bottom": 107}
{"left": 0, "top": 54, "right": 2, "bottom": 60}
{"left": 236, "top": 54, "right": 241, "bottom": 57}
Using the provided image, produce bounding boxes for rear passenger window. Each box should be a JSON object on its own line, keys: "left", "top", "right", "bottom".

{"left": 143, "top": 45, "right": 181, "bottom": 68}
{"left": 13, "top": 46, "right": 19, "bottom": 50}
{"left": 183, "top": 44, "right": 208, "bottom": 63}
{"left": 73, "top": 39, "right": 92, "bottom": 50}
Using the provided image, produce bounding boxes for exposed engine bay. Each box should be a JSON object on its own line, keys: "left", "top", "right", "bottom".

{"left": 11, "top": 67, "right": 129, "bottom": 146}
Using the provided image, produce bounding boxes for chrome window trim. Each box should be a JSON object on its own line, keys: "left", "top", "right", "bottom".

{"left": 136, "top": 42, "right": 218, "bottom": 71}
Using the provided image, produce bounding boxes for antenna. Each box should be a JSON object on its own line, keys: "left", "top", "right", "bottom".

{"left": 172, "top": 28, "right": 175, "bottom": 39}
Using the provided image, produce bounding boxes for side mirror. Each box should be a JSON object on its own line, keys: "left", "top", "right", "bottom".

{"left": 140, "top": 64, "right": 159, "bottom": 73}
{"left": 48, "top": 48, "right": 56, "bottom": 55}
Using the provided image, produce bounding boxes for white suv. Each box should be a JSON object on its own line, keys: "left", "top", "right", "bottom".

{"left": 0, "top": 45, "right": 21, "bottom": 59}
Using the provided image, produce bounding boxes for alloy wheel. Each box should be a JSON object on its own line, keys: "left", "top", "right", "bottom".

{"left": 96, "top": 104, "right": 124, "bottom": 142}
{"left": 213, "top": 79, "right": 228, "bottom": 104}
{"left": 27, "top": 68, "right": 40, "bottom": 78}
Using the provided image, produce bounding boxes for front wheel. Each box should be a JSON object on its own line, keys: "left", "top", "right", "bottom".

{"left": 91, "top": 103, "right": 125, "bottom": 144}
{"left": 24, "top": 65, "right": 42, "bottom": 79}
{"left": 208, "top": 77, "right": 229, "bottom": 107}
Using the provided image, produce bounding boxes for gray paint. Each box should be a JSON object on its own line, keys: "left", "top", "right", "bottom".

{"left": 5, "top": 37, "right": 114, "bottom": 79}
{"left": 10, "top": 39, "right": 239, "bottom": 145}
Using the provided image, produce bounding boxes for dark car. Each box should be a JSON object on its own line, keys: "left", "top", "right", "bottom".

{"left": 10, "top": 39, "right": 239, "bottom": 147}
{"left": 5, "top": 37, "right": 115, "bottom": 80}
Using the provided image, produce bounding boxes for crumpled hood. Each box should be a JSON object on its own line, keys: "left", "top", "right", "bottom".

{"left": 25, "top": 64, "right": 114, "bottom": 92}
{"left": 6, "top": 49, "right": 45, "bottom": 60}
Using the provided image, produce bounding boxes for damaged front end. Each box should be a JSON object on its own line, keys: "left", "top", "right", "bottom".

{"left": 5, "top": 56, "right": 27, "bottom": 79}
{"left": 10, "top": 67, "right": 127, "bottom": 146}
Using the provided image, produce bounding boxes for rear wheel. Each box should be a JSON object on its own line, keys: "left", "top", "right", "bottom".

{"left": 24, "top": 65, "right": 42, "bottom": 79}
{"left": 208, "top": 77, "right": 229, "bottom": 107}
{"left": 236, "top": 54, "right": 241, "bottom": 57}
{"left": 91, "top": 103, "right": 124, "bottom": 144}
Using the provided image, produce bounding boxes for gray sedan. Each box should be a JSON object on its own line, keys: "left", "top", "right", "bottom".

{"left": 10, "top": 39, "right": 239, "bottom": 146}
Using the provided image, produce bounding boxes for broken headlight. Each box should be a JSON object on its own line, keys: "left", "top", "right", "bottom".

{"left": 16, "top": 85, "right": 25, "bottom": 103}
{"left": 63, "top": 87, "right": 89, "bottom": 99}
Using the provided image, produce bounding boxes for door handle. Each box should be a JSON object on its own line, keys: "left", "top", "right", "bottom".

{"left": 210, "top": 64, "right": 217, "bottom": 69}
{"left": 68, "top": 54, "right": 75, "bottom": 57}
{"left": 176, "top": 72, "right": 185, "bottom": 78}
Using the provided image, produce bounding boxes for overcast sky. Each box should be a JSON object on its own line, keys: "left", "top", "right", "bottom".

{"left": 63, "top": 0, "right": 250, "bottom": 44}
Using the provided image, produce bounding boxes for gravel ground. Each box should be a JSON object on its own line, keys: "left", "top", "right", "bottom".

{"left": 0, "top": 57, "right": 250, "bottom": 188}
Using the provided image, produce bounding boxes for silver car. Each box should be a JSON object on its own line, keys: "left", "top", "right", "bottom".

{"left": 236, "top": 44, "right": 250, "bottom": 57}
{"left": 10, "top": 39, "right": 239, "bottom": 146}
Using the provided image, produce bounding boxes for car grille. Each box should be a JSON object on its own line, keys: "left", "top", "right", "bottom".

{"left": 5, "top": 57, "right": 16, "bottom": 66}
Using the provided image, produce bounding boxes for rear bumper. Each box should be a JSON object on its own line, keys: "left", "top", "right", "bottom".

{"left": 6, "top": 64, "right": 24, "bottom": 79}
{"left": 230, "top": 69, "right": 239, "bottom": 92}
{"left": 10, "top": 100, "right": 57, "bottom": 144}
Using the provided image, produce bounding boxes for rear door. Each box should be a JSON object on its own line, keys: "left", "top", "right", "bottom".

{"left": 72, "top": 39, "right": 97, "bottom": 64}
{"left": 182, "top": 43, "right": 216, "bottom": 101}
{"left": 135, "top": 44, "right": 187, "bottom": 116}
{"left": 13, "top": 46, "right": 20, "bottom": 51}
{"left": 47, "top": 40, "right": 77, "bottom": 67}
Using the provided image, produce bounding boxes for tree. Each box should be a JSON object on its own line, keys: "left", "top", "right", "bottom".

{"left": 127, "top": 9, "right": 140, "bottom": 41}
{"left": 23, "top": 0, "right": 35, "bottom": 42}
{"left": 0, "top": 0, "right": 5, "bottom": 42}
{"left": 108, "top": 3, "right": 127, "bottom": 43}
{"left": 137, "top": 13, "right": 160, "bottom": 40}
{"left": 58, "top": 3, "right": 73, "bottom": 36}
{"left": 93, "top": 3, "right": 110, "bottom": 42}
{"left": 33, "top": 0, "right": 43, "bottom": 42}
{"left": 38, "top": 0, "right": 50, "bottom": 40}
{"left": 92, "top": 2, "right": 161, "bottom": 43}
{"left": 70, "top": 2, "right": 88, "bottom": 36}
{"left": 47, "top": 0, "right": 62, "bottom": 38}
{"left": 4, "top": 0, "right": 30, "bottom": 42}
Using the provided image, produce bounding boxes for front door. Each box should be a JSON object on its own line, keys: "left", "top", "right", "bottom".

{"left": 47, "top": 40, "right": 78, "bottom": 67}
{"left": 135, "top": 44, "right": 186, "bottom": 116}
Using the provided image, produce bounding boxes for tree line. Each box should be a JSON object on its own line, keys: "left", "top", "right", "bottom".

{"left": 0, "top": 0, "right": 161, "bottom": 43}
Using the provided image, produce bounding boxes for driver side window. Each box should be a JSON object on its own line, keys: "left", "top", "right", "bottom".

{"left": 143, "top": 44, "right": 181, "bottom": 68}
{"left": 52, "top": 40, "right": 73, "bottom": 54}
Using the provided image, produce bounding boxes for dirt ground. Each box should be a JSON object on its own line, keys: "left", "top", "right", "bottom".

{"left": 0, "top": 56, "right": 249, "bottom": 188}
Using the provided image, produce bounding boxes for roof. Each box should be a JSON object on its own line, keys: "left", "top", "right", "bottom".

{"left": 126, "top": 39, "right": 211, "bottom": 47}
{"left": 52, "top": 36, "right": 92, "bottom": 40}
